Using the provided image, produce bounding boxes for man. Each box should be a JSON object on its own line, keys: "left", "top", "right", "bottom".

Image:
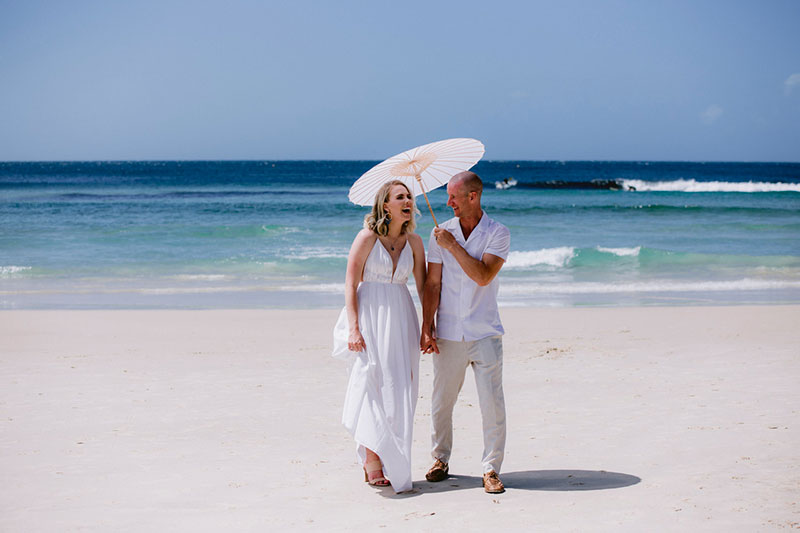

{"left": 420, "top": 171, "right": 510, "bottom": 494}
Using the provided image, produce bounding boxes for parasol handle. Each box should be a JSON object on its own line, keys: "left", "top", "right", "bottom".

{"left": 415, "top": 174, "right": 438, "bottom": 227}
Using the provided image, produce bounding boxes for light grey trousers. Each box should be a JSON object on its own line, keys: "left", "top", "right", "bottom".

{"left": 431, "top": 335, "right": 506, "bottom": 474}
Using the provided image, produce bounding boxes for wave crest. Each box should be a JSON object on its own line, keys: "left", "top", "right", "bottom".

{"left": 506, "top": 247, "right": 576, "bottom": 268}
{"left": 596, "top": 246, "right": 641, "bottom": 257}
{"left": 621, "top": 179, "right": 800, "bottom": 193}
{"left": 506, "top": 246, "right": 645, "bottom": 269}
{"left": 1, "top": 266, "right": 32, "bottom": 277}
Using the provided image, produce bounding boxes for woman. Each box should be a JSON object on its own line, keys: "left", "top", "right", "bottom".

{"left": 332, "top": 180, "right": 426, "bottom": 493}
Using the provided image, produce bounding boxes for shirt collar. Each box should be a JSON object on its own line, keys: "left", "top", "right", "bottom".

{"left": 454, "top": 210, "right": 489, "bottom": 242}
{"left": 472, "top": 210, "right": 490, "bottom": 235}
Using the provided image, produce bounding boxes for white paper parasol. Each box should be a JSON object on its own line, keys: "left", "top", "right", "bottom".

{"left": 348, "top": 138, "right": 485, "bottom": 226}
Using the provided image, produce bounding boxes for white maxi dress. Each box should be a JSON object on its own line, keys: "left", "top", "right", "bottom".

{"left": 332, "top": 238, "right": 420, "bottom": 493}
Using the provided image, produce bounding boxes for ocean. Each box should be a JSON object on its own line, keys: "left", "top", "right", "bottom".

{"left": 1, "top": 160, "right": 799, "bottom": 309}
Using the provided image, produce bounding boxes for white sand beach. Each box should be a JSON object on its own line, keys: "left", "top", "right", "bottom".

{"left": 1, "top": 306, "right": 798, "bottom": 531}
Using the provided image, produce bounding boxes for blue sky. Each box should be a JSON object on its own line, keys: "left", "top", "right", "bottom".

{"left": 1, "top": 0, "right": 798, "bottom": 161}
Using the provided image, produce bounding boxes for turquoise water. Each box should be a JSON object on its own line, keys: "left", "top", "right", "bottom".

{"left": 1, "top": 161, "right": 799, "bottom": 308}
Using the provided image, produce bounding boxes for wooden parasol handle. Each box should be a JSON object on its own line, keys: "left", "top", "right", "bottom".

{"left": 415, "top": 174, "right": 438, "bottom": 227}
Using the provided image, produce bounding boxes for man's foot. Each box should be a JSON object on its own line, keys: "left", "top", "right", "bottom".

{"left": 425, "top": 459, "right": 449, "bottom": 482}
{"left": 483, "top": 471, "right": 505, "bottom": 494}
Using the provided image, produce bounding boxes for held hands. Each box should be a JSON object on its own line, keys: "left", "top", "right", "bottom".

{"left": 348, "top": 328, "right": 366, "bottom": 352}
{"left": 433, "top": 228, "right": 458, "bottom": 252}
{"left": 420, "top": 327, "right": 439, "bottom": 355}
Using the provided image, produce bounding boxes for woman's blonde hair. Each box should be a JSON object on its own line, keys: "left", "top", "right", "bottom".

{"left": 364, "top": 180, "right": 419, "bottom": 236}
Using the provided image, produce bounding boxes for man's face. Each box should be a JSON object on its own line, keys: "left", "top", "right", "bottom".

{"left": 446, "top": 180, "right": 471, "bottom": 217}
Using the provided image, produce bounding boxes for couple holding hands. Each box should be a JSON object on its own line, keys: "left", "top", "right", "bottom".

{"left": 332, "top": 171, "right": 510, "bottom": 494}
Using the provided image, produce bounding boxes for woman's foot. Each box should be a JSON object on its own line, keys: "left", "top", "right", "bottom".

{"left": 363, "top": 460, "right": 390, "bottom": 486}
{"left": 363, "top": 448, "right": 390, "bottom": 486}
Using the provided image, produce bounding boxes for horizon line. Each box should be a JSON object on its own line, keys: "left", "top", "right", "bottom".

{"left": 2, "top": 158, "right": 799, "bottom": 165}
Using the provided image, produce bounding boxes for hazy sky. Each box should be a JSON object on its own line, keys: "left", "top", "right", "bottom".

{"left": 1, "top": 0, "right": 799, "bottom": 161}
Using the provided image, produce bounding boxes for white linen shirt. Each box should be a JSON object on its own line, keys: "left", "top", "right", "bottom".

{"left": 427, "top": 211, "right": 510, "bottom": 342}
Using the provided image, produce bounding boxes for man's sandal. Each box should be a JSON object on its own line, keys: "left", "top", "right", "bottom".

{"left": 363, "top": 461, "right": 390, "bottom": 486}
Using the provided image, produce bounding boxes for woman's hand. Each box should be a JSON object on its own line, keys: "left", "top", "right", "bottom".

{"left": 420, "top": 326, "right": 439, "bottom": 354}
{"left": 348, "top": 328, "right": 366, "bottom": 352}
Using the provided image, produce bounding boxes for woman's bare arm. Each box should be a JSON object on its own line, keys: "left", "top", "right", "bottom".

{"left": 344, "top": 229, "right": 376, "bottom": 351}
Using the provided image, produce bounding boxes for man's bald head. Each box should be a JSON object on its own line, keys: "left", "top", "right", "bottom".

{"left": 450, "top": 171, "right": 483, "bottom": 197}
{"left": 446, "top": 171, "right": 484, "bottom": 220}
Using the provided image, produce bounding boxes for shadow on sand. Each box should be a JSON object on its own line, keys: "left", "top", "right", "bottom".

{"left": 381, "top": 469, "right": 641, "bottom": 498}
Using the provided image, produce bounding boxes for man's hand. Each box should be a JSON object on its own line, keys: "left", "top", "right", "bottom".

{"left": 420, "top": 327, "right": 439, "bottom": 354}
{"left": 433, "top": 228, "right": 505, "bottom": 287}
{"left": 433, "top": 227, "right": 458, "bottom": 252}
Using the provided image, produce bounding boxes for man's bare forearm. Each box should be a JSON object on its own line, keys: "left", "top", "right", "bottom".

{"left": 447, "top": 243, "right": 494, "bottom": 286}
{"left": 422, "top": 281, "right": 440, "bottom": 332}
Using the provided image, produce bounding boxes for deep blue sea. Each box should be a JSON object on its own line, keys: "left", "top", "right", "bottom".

{"left": 1, "top": 160, "right": 799, "bottom": 309}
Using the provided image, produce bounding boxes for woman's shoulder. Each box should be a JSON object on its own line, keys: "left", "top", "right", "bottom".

{"left": 406, "top": 232, "right": 424, "bottom": 252}
{"left": 406, "top": 231, "right": 423, "bottom": 245}
{"left": 353, "top": 228, "right": 378, "bottom": 246}
{"left": 348, "top": 229, "right": 377, "bottom": 258}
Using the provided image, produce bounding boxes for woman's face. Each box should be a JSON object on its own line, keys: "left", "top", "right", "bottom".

{"left": 384, "top": 184, "right": 414, "bottom": 223}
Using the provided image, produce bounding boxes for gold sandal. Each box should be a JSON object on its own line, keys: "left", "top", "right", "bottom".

{"left": 363, "top": 460, "right": 390, "bottom": 486}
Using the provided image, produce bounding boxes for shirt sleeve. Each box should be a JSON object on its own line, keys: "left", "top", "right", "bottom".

{"left": 427, "top": 228, "right": 443, "bottom": 264}
{"left": 484, "top": 224, "right": 510, "bottom": 261}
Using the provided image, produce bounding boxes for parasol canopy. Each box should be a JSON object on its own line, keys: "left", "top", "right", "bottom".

{"left": 348, "top": 138, "right": 485, "bottom": 226}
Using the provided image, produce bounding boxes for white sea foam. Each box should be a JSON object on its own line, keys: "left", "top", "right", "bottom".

{"left": 500, "top": 278, "right": 800, "bottom": 295}
{"left": 0, "top": 266, "right": 32, "bottom": 277}
{"left": 173, "top": 274, "right": 229, "bottom": 281}
{"left": 506, "top": 247, "right": 575, "bottom": 269}
{"left": 285, "top": 247, "right": 348, "bottom": 260}
{"left": 138, "top": 286, "right": 253, "bottom": 295}
{"left": 596, "top": 246, "right": 641, "bottom": 257}
{"left": 278, "top": 283, "right": 344, "bottom": 293}
{"left": 139, "top": 283, "right": 346, "bottom": 295}
{"left": 621, "top": 179, "right": 800, "bottom": 193}
{"left": 262, "top": 225, "right": 302, "bottom": 234}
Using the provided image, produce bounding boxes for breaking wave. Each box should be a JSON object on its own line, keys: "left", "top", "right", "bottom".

{"left": 510, "top": 178, "right": 800, "bottom": 192}
{"left": 620, "top": 179, "right": 800, "bottom": 193}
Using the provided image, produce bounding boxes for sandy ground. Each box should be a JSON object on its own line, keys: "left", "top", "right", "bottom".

{"left": 1, "top": 306, "right": 799, "bottom": 532}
